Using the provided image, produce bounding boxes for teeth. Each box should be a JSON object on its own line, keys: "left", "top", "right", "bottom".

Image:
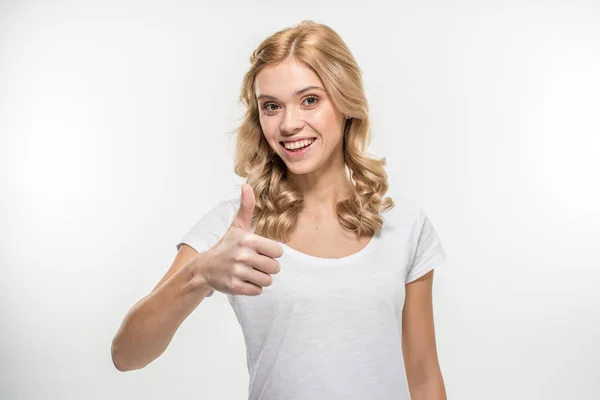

{"left": 283, "top": 138, "right": 315, "bottom": 150}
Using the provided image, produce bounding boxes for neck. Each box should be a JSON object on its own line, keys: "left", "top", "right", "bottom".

{"left": 287, "top": 163, "right": 353, "bottom": 218}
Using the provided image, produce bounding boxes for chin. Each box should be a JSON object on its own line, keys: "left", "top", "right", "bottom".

{"left": 284, "top": 163, "right": 316, "bottom": 176}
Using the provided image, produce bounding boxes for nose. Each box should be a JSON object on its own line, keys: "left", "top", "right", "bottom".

{"left": 279, "top": 108, "right": 304, "bottom": 135}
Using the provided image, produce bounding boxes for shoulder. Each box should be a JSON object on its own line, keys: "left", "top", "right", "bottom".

{"left": 379, "top": 195, "right": 424, "bottom": 231}
{"left": 177, "top": 196, "right": 242, "bottom": 253}
{"left": 188, "top": 196, "right": 241, "bottom": 228}
{"left": 206, "top": 196, "right": 240, "bottom": 215}
{"left": 220, "top": 196, "right": 241, "bottom": 214}
{"left": 204, "top": 196, "right": 241, "bottom": 226}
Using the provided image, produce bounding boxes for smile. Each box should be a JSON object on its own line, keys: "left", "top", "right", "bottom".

{"left": 279, "top": 138, "right": 316, "bottom": 157}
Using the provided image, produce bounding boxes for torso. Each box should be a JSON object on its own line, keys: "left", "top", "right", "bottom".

{"left": 227, "top": 196, "right": 422, "bottom": 400}
{"left": 283, "top": 213, "right": 373, "bottom": 259}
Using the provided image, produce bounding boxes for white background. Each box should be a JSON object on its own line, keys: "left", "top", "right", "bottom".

{"left": 1, "top": 0, "right": 599, "bottom": 399}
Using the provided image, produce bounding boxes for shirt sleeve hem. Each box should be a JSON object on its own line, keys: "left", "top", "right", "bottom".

{"left": 405, "top": 262, "right": 444, "bottom": 284}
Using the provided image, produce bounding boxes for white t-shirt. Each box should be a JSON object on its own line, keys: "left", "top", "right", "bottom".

{"left": 177, "top": 195, "right": 447, "bottom": 400}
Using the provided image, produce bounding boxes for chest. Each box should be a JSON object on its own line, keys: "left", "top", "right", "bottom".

{"left": 231, "top": 217, "right": 415, "bottom": 358}
{"left": 230, "top": 238, "right": 410, "bottom": 357}
{"left": 284, "top": 215, "right": 373, "bottom": 258}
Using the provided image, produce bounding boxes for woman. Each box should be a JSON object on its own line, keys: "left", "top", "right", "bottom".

{"left": 111, "top": 20, "right": 448, "bottom": 400}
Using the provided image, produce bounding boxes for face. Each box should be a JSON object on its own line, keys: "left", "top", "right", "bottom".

{"left": 254, "top": 57, "right": 347, "bottom": 177}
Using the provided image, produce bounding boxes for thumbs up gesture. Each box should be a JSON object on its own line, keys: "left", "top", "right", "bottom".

{"left": 201, "top": 184, "right": 284, "bottom": 296}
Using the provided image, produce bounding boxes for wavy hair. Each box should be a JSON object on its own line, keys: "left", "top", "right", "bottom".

{"left": 234, "top": 20, "right": 394, "bottom": 242}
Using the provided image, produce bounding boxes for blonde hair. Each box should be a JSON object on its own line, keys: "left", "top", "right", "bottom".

{"left": 234, "top": 20, "right": 394, "bottom": 242}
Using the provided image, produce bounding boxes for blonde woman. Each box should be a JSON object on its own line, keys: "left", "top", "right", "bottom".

{"left": 112, "top": 20, "right": 448, "bottom": 400}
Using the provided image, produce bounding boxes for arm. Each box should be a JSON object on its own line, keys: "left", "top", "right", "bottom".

{"left": 402, "top": 269, "right": 447, "bottom": 400}
{"left": 110, "top": 244, "right": 213, "bottom": 371}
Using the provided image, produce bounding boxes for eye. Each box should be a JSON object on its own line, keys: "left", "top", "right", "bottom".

{"left": 261, "top": 95, "right": 319, "bottom": 114}
{"left": 303, "top": 95, "right": 318, "bottom": 106}
{"left": 263, "top": 103, "right": 280, "bottom": 112}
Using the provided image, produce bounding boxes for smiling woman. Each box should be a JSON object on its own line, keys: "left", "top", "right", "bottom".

{"left": 112, "top": 19, "right": 448, "bottom": 400}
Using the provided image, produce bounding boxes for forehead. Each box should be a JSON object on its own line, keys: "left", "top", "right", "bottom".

{"left": 255, "top": 58, "right": 324, "bottom": 98}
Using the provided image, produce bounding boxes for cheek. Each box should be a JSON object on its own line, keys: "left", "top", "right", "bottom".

{"left": 260, "top": 124, "right": 284, "bottom": 152}
{"left": 307, "top": 108, "right": 342, "bottom": 134}
{"left": 259, "top": 116, "right": 278, "bottom": 139}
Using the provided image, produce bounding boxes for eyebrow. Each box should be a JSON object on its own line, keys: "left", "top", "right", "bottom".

{"left": 256, "top": 86, "right": 325, "bottom": 101}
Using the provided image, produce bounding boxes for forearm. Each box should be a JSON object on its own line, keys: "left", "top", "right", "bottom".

{"left": 111, "top": 256, "right": 212, "bottom": 371}
{"left": 408, "top": 374, "right": 447, "bottom": 400}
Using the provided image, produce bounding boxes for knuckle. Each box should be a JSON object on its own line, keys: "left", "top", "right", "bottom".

{"left": 239, "top": 234, "right": 254, "bottom": 248}
{"left": 232, "top": 263, "right": 245, "bottom": 276}
{"left": 234, "top": 251, "right": 249, "bottom": 263}
{"left": 229, "top": 279, "right": 240, "bottom": 293}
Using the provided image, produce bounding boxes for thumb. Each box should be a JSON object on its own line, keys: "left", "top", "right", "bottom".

{"left": 231, "top": 183, "right": 255, "bottom": 231}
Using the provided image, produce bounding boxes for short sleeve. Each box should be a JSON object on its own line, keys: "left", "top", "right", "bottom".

{"left": 405, "top": 209, "right": 447, "bottom": 284}
{"left": 176, "top": 198, "right": 237, "bottom": 297}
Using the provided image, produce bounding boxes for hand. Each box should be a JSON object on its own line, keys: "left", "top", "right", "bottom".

{"left": 201, "top": 183, "right": 283, "bottom": 296}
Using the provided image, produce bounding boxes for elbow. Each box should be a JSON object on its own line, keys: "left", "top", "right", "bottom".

{"left": 111, "top": 309, "right": 143, "bottom": 372}
{"left": 111, "top": 336, "right": 150, "bottom": 372}
{"left": 111, "top": 339, "right": 127, "bottom": 372}
{"left": 111, "top": 337, "right": 140, "bottom": 372}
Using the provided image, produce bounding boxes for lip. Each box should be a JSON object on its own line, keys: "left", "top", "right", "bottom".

{"left": 279, "top": 138, "right": 316, "bottom": 158}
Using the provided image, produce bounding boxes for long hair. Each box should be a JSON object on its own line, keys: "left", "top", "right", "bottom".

{"left": 234, "top": 20, "right": 394, "bottom": 242}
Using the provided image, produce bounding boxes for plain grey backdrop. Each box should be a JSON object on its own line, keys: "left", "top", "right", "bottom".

{"left": 1, "top": 0, "right": 599, "bottom": 399}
